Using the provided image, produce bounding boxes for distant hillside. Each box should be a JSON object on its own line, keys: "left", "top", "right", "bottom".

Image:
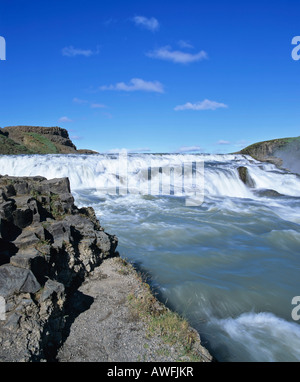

{"left": 238, "top": 136, "right": 300, "bottom": 174}
{"left": 0, "top": 126, "right": 98, "bottom": 155}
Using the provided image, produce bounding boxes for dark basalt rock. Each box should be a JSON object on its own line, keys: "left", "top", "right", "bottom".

{"left": 254, "top": 189, "right": 284, "bottom": 198}
{"left": 237, "top": 136, "right": 300, "bottom": 174}
{"left": 0, "top": 126, "right": 99, "bottom": 155}
{"left": 0, "top": 264, "right": 41, "bottom": 298}
{"left": 237, "top": 166, "right": 256, "bottom": 188}
{"left": 0, "top": 175, "right": 118, "bottom": 361}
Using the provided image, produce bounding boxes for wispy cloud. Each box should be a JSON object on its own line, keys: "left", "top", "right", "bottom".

{"left": 73, "top": 98, "right": 107, "bottom": 109}
{"left": 58, "top": 116, "right": 73, "bottom": 123}
{"left": 217, "top": 140, "right": 231, "bottom": 145}
{"left": 147, "top": 45, "right": 207, "bottom": 64}
{"left": 178, "top": 40, "right": 194, "bottom": 49}
{"left": 103, "top": 18, "right": 118, "bottom": 27}
{"left": 177, "top": 145, "right": 203, "bottom": 153}
{"left": 106, "top": 147, "right": 151, "bottom": 154}
{"left": 100, "top": 78, "right": 164, "bottom": 93}
{"left": 234, "top": 140, "right": 250, "bottom": 148}
{"left": 62, "top": 45, "right": 100, "bottom": 57}
{"left": 70, "top": 135, "right": 83, "bottom": 141}
{"left": 174, "top": 99, "right": 228, "bottom": 111}
{"left": 73, "top": 97, "right": 88, "bottom": 104}
{"left": 129, "top": 147, "right": 151, "bottom": 153}
{"left": 132, "top": 16, "right": 160, "bottom": 32}
{"left": 90, "top": 103, "right": 107, "bottom": 108}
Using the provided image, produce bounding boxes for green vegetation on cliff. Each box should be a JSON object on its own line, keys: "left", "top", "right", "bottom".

{"left": 0, "top": 130, "right": 61, "bottom": 155}
{"left": 23, "top": 132, "right": 59, "bottom": 154}
{"left": 0, "top": 125, "right": 98, "bottom": 155}
{"left": 239, "top": 137, "right": 300, "bottom": 160}
{"left": 238, "top": 136, "right": 300, "bottom": 173}
{"left": 0, "top": 131, "right": 33, "bottom": 155}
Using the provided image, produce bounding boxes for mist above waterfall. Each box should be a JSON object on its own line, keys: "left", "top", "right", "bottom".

{"left": 0, "top": 153, "right": 300, "bottom": 199}
{"left": 273, "top": 139, "right": 300, "bottom": 175}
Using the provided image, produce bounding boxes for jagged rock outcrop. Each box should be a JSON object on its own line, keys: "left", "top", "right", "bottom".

{"left": 238, "top": 136, "right": 300, "bottom": 173}
{"left": 253, "top": 189, "right": 284, "bottom": 198}
{"left": 0, "top": 175, "right": 117, "bottom": 361}
{"left": 237, "top": 166, "right": 285, "bottom": 197}
{"left": 237, "top": 166, "right": 255, "bottom": 188}
{"left": 0, "top": 126, "right": 99, "bottom": 155}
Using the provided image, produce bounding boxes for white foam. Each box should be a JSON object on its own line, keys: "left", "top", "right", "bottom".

{"left": 1, "top": 153, "right": 297, "bottom": 198}
{"left": 207, "top": 311, "right": 300, "bottom": 361}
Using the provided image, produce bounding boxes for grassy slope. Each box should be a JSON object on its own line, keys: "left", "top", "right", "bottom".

{"left": 0, "top": 134, "right": 33, "bottom": 155}
{"left": 23, "top": 132, "right": 59, "bottom": 154}
{"left": 0, "top": 131, "right": 61, "bottom": 155}
{"left": 239, "top": 136, "right": 300, "bottom": 159}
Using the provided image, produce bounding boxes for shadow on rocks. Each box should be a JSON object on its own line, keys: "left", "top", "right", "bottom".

{"left": 48, "top": 290, "right": 94, "bottom": 362}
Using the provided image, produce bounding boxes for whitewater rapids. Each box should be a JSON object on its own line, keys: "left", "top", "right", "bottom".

{"left": 1, "top": 153, "right": 300, "bottom": 361}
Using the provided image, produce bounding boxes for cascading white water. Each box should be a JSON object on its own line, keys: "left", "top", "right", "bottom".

{"left": 1, "top": 153, "right": 300, "bottom": 361}
{"left": 0, "top": 153, "right": 299, "bottom": 198}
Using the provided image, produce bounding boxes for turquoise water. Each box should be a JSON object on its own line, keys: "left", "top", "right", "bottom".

{"left": 75, "top": 192, "right": 300, "bottom": 362}
{"left": 1, "top": 153, "right": 300, "bottom": 361}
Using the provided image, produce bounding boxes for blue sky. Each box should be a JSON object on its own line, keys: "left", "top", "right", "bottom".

{"left": 0, "top": 0, "right": 300, "bottom": 153}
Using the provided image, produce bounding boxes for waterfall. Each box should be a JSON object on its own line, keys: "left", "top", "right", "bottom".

{"left": 0, "top": 153, "right": 300, "bottom": 199}
{"left": 1, "top": 152, "right": 300, "bottom": 361}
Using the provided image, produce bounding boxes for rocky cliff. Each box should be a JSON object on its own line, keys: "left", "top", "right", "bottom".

{"left": 0, "top": 175, "right": 212, "bottom": 363}
{"left": 238, "top": 136, "right": 300, "bottom": 173}
{"left": 0, "top": 175, "right": 117, "bottom": 361}
{"left": 0, "top": 126, "right": 98, "bottom": 155}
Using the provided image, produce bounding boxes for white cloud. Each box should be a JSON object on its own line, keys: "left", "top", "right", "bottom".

{"left": 132, "top": 16, "right": 159, "bottom": 31}
{"left": 217, "top": 140, "right": 231, "bottom": 145}
{"left": 177, "top": 145, "right": 203, "bottom": 153}
{"left": 174, "top": 99, "right": 228, "bottom": 111}
{"left": 91, "top": 103, "right": 107, "bottom": 108}
{"left": 70, "top": 135, "right": 83, "bottom": 141}
{"left": 73, "top": 97, "right": 88, "bottom": 104}
{"left": 73, "top": 98, "right": 107, "bottom": 109}
{"left": 129, "top": 148, "right": 151, "bottom": 153}
{"left": 106, "top": 147, "right": 151, "bottom": 154}
{"left": 100, "top": 78, "right": 164, "bottom": 93}
{"left": 178, "top": 40, "right": 194, "bottom": 49}
{"left": 103, "top": 18, "right": 118, "bottom": 27}
{"left": 147, "top": 46, "right": 207, "bottom": 64}
{"left": 234, "top": 140, "right": 250, "bottom": 148}
{"left": 62, "top": 45, "right": 100, "bottom": 57}
{"left": 58, "top": 116, "right": 73, "bottom": 123}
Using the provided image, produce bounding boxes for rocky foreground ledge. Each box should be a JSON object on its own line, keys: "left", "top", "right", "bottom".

{"left": 0, "top": 175, "right": 212, "bottom": 362}
{"left": 0, "top": 175, "right": 117, "bottom": 361}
